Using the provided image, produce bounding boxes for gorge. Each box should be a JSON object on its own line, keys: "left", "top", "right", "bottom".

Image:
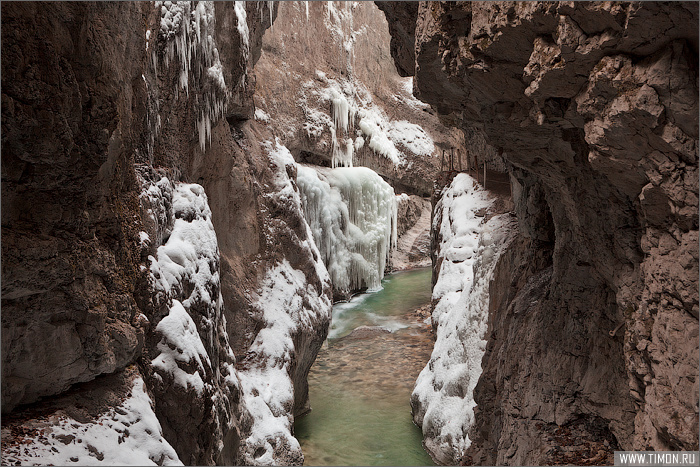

{"left": 1, "top": 2, "right": 698, "bottom": 466}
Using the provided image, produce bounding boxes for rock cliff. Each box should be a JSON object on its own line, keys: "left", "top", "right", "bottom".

{"left": 252, "top": 0, "right": 462, "bottom": 198}
{"left": 2, "top": 2, "right": 332, "bottom": 465}
{"left": 380, "top": 1, "right": 699, "bottom": 464}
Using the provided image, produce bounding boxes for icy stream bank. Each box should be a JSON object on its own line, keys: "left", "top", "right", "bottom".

{"left": 412, "top": 174, "right": 516, "bottom": 465}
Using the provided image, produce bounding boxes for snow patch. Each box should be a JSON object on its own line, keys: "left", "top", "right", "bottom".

{"left": 151, "top": 300, "right": 211, "bottom": 395}
{"left": 0, "top": 377, "right": 181, "bottom": 466}
{"left": 255, "top": 107, "right": 271, "bottom": 123}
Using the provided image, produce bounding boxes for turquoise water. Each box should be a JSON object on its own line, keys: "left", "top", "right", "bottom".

{"left": 328, "top": 268, "right": 434, "bottom": 339}
{"left": 295, "top": 268, "right": 435, "bottom": 466}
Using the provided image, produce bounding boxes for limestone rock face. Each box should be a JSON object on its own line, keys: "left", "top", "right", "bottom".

{"left": 380, "top": 1, "right": 698, "bottom": 464}
{"left": 1, "top": 1, "right": 148, "bottom": 413}
{"left": 3, "top": 2, "right": 331, "bottom": 465}
{"left": 253, "top": 1, "right": 461, "bottom": 198}
{"left": 393, "top": 194, "right": 432, "bottom": 271}
{"left": 374, "top": 1, "right": 419, "bottom": 78}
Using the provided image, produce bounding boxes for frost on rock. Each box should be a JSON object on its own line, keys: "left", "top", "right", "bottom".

{"left": 139, "top": 173, "right": 240, "bottom": 464}
{"left": 412, "top": 174, "right": 515, "bottom": 465}
{"left": 155, "top": 1, "right": 231, "bottom": 151}
{"left": 0, "top": 377, "right": 182, "bottom": 466}
{"left": 297, "top": 164, "right": 397, "bottom": 294}
{"left": 237, "top": 142, "right": 332, "bottom": 466}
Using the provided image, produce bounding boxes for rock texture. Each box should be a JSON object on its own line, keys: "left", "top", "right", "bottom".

{"left": 380, "top": 1, "right": 699, "bottom": 464}
{"left": 2, "top": 2, "right": 332, "bottom": 465}
{"left": 252, "top": 0, "right": 462, "bottom": 197}
{"left": 393, "top": 194, "right": 432, "bottom": 270}
{"left": 2, "top": 1, "right": 148, "bottom": 414}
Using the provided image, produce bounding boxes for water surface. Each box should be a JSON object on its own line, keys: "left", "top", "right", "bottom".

{"left": 295, "top": 268, "right": 435, "bottom": 466}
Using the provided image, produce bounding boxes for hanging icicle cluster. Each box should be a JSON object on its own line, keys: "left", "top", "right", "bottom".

{"left": 155, "top": 1, "right": 237, "bottom": 151}
{"left": 296, "top": 165, "right": 397, "bottom": 293}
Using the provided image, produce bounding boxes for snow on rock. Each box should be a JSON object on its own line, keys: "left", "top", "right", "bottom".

{"left": 237, "top": 142, "right": 332, "bottom": 466}
{"left": 412, "top": 174, "right": 516, "bottom": 465}
{"left": 138, "top": 173, "right": 241, "bottom": 464}
{"left": 155, "top": 1, "right": 230, "bottom": 151}
{"left": 0, "top": 376, "right": 182, "bottom": 466}
{"left": 151, "top": 300, "right": 210, "bottom": 395}
{"left": 144, "top": 179, "right": 236, "bottom": 393}
{"left": 296, "top": 164, "right": 397, "bottom": 294}
{"left": 255, "top": 107, "right": 271, "bottom": 123}
{"left": 298, "top": 72, "right": 434, "bottom": 168}
{"left": 238, "top": 261, "right": 314, "bottom": 466}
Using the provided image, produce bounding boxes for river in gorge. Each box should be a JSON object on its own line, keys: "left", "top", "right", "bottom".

{"left": 295, "top": 267, "right": 436, "bottom": 466}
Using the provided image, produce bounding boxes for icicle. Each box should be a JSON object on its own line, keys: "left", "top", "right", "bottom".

{"left": 296, "top": 166, "right": 397, "bottom": 293}
{"left": 156, "top": 1, "right": 230, "bottom": 152}
{"left": 268, "top": 0, "right": 274, "bottom": 28}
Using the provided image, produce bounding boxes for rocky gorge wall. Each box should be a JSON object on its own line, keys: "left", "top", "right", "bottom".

{"left": 1, "top": 2, "right": 333, "bottom": 465}
{"left": 252, "top": 0, "right": 463, "bottom": 197}
{"left": 380, "top": 1, "right": 699, "bottom": 465}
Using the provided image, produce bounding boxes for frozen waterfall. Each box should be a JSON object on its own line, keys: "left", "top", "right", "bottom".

{"left": 296, "top": 165, "right": 397, "bottom": 294}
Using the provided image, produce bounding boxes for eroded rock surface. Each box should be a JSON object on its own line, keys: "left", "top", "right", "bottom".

{"left": 380, "top": 1, "right": 699, "bottom": 464}
{"left": 2, "top": 2, "right": 332, "bottom": 465}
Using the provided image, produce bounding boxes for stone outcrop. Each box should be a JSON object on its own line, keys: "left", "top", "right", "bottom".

{"left": 374, "top": 1, "right": 419, "bottom": 78}
{"left": 2, "top": 2, "right": 332, "bottom": 465}
{"left": 380, "top": 1, "right": 698, "bottom": 464}
{"left": 393, "top": 194, "right": 432, "bottom": 271}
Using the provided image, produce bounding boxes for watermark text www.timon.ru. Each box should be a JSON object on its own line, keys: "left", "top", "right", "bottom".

{"left": 615, "top": 451, "right": 699, "bottom": 466}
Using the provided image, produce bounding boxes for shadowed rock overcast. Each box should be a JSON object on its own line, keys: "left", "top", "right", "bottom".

{"left": 1, "top": 1, "right": 697, "bottom": 466}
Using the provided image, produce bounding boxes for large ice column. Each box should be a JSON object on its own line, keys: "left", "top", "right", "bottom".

{"left": 296, "top": 165, "right": 397, "bottom": 293}
{"left": 411, "top": 174, "right": 515, "bottom": 465}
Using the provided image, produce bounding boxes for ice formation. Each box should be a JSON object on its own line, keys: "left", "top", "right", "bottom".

{"left": 235, "top": 1, "right": 249, "bottom": 61}
{"left": 296, "top": 165, "right": 397, "bottom": 293}
{"left": 411, "top": 174, "right": 515, "bottom": 464}
{"left": 299, "top": 73, "right": 435, "bottom": 168}
{"left": 156, "top": 1, "right": 231, "bottom": 151}
{"left": 0, "top": 377, "right": 182, "bottom": 466}
{"left": 237, "top": 142, "right": 332, "bottom": 465}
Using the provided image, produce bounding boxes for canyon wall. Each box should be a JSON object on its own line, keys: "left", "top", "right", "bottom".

{"left": 252, "top": 0, "right": 462, "bottom": 197}
{"left": 380, "top": 1, "right": 699, "bottom": 464}
{"left": 2, "top": 2, "right": 331, "bottom": 465}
